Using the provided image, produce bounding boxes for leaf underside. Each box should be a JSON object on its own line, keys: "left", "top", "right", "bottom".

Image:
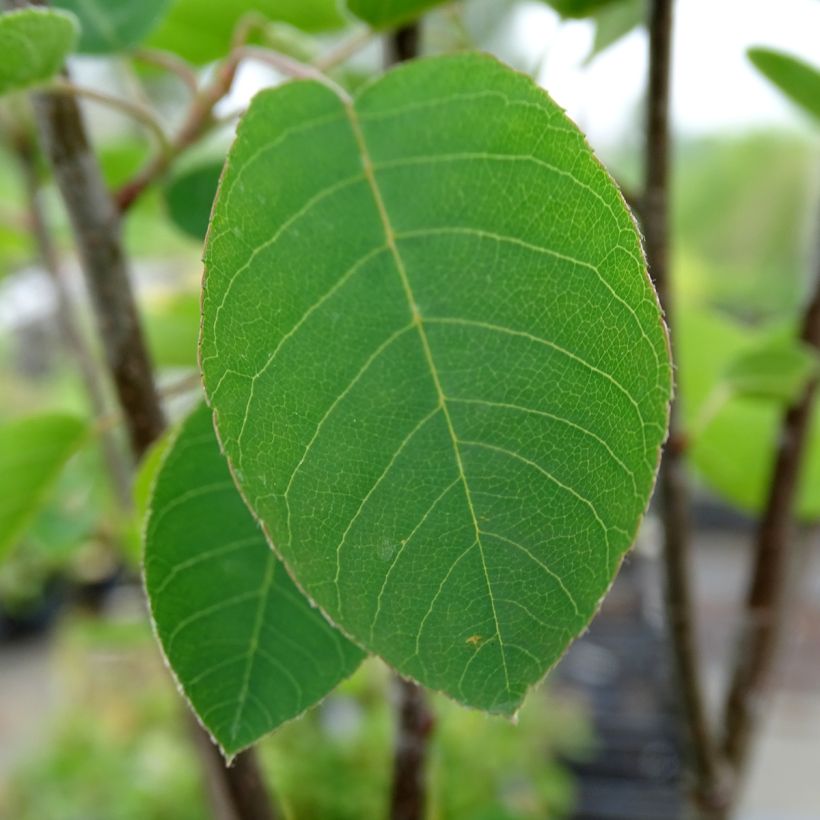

{"left": 144, "top": 404, "right": 363, "bottom": 757}
{"left": 346, "top": 0, "right": 448, "bottom": 28}
{"left": 201, "top": 54, "right": 671, "bottom": 715}
{"left": 0, "top": 8, "right": 78, "bottom": 96}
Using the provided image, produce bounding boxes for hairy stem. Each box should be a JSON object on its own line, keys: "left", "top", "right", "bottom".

{"left": 644, "top": 0, "right": 726, "bottom": 811}
{"left": 721, "top": 218, "right": 820, "bottom": 776}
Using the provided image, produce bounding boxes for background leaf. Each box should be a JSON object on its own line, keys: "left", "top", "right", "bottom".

{"left": 144, "top": 403, "right": 364, "bottom": 757}
{"left": 748, "top": 47, "right": 820, "bottom": 121}
{"left": 585, "top": 0, "right": 644, "bottom": 63}
{"left": 201, "top": 54, "right": 671, "bottom": 715}
{"left": 346, "top": 0, "right": 447, "bottom": 28}
{"left": 164, "top": 162, "right": 222, "bottom": 241}
{"left": 0, "top": 8, "right": 78, "bottom": 96}
{"left": 147, "top": 0, "right": 345, "bottom": 65}
{"left": 542, "top": 0, "right": 625, "bottom": 19}
{"left": 52, "top": 0, "right": 170, "bottom": 54}
{"left": 0, "top": 413, "right": 87, "bottom": 559}
{"left": 722, "top": 336, "right": 819, "bottom": 403}
{"left": 678, "top": 309, "right": 820, "bottom": 519}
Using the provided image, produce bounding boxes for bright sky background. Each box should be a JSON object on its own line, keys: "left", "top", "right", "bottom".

{"left": 523, "top": 0, "right": 820, "bottom": 147}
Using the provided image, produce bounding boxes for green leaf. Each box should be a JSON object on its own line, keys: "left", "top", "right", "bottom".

{"left": 200, "top": 54, "right": 671, "bottom": 714}
{"left": 0, "top": 414, "right": 87, "bottom": 559}
{"left": 52, "top": 0, "right": 170, "bottom": 54}
{"left": 144, "top": 403, "right": 364, "bottom": 756}
{"left": 347, "top": 0, "right": 446, "bottom": 28}
{"left": 722, "top": 336, "right": 819, "bottom": 403}
{"left": 586, "top": 0, "right": 644, "bottom": 63}
{"left": 145, "top": 291, "right": 201, "bottom": 368}
{"left": 748, "top": 47, "right": 820, "bottom": 121}
{"left": 148, "top": 0, "right": 345, "bottom": 65}
{"left": 164, "top": 162, "right": 222, "bottom": 241}
{"left": 0, "top": 8, "right": 78, "bottom": 96}
{"left": 542, "top": 0, "right": 625, "bottom": 19}
{"left": 678, "top": 309, "right": 820, "bottom": 519}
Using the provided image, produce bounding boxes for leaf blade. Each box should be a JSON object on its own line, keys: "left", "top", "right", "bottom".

{"left": 201, "top": 54, "right": 671, "bottom": 714}
{"left": 748, "top": 47, "right": 820, "bottom": 121}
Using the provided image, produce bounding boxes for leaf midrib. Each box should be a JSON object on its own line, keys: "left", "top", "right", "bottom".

{"left": 342, "top": 98, "right": 513, "bottom": 696}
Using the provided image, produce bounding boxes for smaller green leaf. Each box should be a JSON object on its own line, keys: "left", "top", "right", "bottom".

{"left": 144, "top": 403, "right": 364, "bottom": 757}
{"left": 0, "top": 8, "right": 78, "bottom": 96}
{"left": 0, "top": 413, "right": 87, "bottom": 559}
{"left": 722, "top": 336, "right": 819, "bottom": 403}
{"left": 164, "top": 162, "right": 222, "bottom": 241}
{"left": 347, "top": 0, "right": 446, "bottom": 28}
{"left": 52, "top": 0, "right": 170, "bottom": 54}
{"left": 748, "top": 47, "right": 820, "bottom": 121}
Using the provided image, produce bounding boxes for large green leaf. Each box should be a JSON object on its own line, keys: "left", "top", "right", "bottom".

{"left": 748, "top": 47, "right": 820, "bottom": 122}
{"left": 52, "top": 0, "right": 170, "bottom": 54}
{"left": 678, "top": 309, "right": 820, "bottom": 519}
{"left": 200, "top": 54, "right": 670, "bottom": 714}
{"left": 0, "top": 8, "right": 78, "bottom": 96}
{"left": 202, "top": 54, "right": 671, "bottom": 710}
{"left": 147, "top": 0, "right": 345, "bottom": 65}
{"left": 347, "top": 0, "right": 447, "bottom": 28}
{"left": 0, "top": 414, "right": 87, "bottom": 559}
{"left": 144, "top": 403, "right": 363, "bottom": 756}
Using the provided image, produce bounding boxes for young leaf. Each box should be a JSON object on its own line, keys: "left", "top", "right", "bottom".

{"left": 722, "top": 336, "right": 819, "bottom": 403}
{"left": 200, "top": 54, "right": 671, "bottom": 715}
{"left": 144, "top": 403, "right": 364, "bottom": 757}
{"left": 0, "top": 8, "right": 78, "bottom": 97}
{"left": 164, "top": 162, "right": 222, "bottom": 241}
{"left": 148, "top": 0, "right": 345, "bottom": 65}
{"left": 748, "top": 47, "right": 820, "bottom": 122}
{"left": 346, "top": 0, "right": 447, "bottom": 28}
{"left": 0, "top": 414, "right": 87, "bottom": 558}
{"left": 52, "top": 0, "right": 170, "bottom": 54}
{"left": 678, "top": 309, "right": 820, "bottom": 519}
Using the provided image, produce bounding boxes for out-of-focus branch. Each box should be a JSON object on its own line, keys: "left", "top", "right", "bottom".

{"left": 722, "top": 218, "right": 820, "bottom": 776}
{"left": 13, "top": 129, "right": 133, "bottom": 511}
{"left": 643, "top": 0, "right": 726, "bottom": 812}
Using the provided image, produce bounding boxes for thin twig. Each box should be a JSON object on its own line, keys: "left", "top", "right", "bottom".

{"left": 48, "top": 78, "right": 171, "bottom": 153}
{"left": 721, "top": 218, "right": 820, "bottom": 776}
{"left": 643, "top": 0, "right": 727, "bottom": 812}
{"left": 131, "top": 47, "right": 200, "bottom": 93}
{"left": 313, "top": 27, "right": 374, "bottom": 72}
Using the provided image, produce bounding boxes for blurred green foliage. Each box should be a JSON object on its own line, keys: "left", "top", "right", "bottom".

{"left": 0, "top": 616, "right": 588, "bottom": 819}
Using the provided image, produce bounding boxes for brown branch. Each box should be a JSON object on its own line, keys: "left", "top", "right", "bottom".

{"left": 643, "top": 0, "right": 726, "bottom": 812}
{"left": 721, "top": 222, "right": 820, "bottom": 776}
{"left": 390, "top": 677, "right": 435, "bottom": 820}
{"left": 9, "top": 2, "right": 280, "bottom": 816}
